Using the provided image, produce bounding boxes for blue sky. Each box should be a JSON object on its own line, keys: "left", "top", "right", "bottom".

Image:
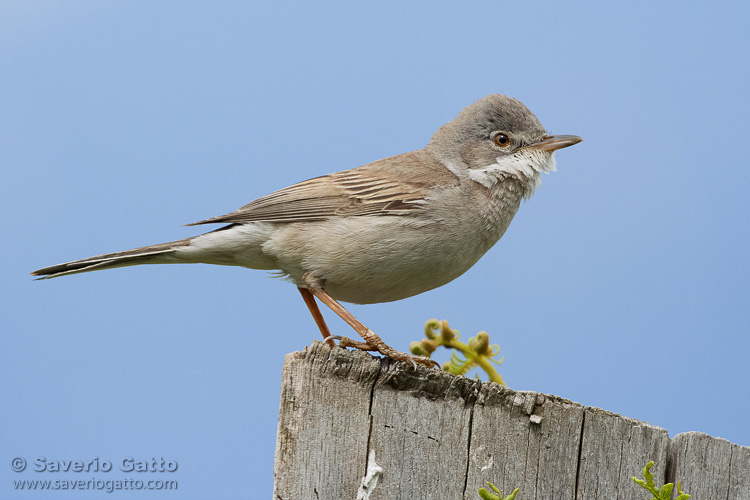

{"left": 2, "top": 2, "right": 749, "bottom": 499}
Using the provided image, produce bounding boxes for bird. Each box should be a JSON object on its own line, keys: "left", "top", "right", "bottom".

{"left": 32, "top": 94, "right": 582, "bottom": 367}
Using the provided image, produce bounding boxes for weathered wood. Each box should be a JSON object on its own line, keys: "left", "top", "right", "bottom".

{"left": 273, "top": 343, "right": 381, "bottom": 499}
{"left": 577, "top": 407, "right": 669, "bottom": 500}
{"left": 367, "top": 354, "right": 481, "bottom": 499}
{"left": 668, "top": 431, "right": 750, "bottom": 500}
{"left": 273, "top": 342, "right": 748, "bottom": 499}
{"left": 466, "top": 385, "right": 584, "bottom": 499}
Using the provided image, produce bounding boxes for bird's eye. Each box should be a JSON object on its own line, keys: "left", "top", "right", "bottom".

{"left": 492, "top": 132, "right": 512, "bottom": 148}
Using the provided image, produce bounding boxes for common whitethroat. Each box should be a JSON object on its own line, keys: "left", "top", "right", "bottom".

{"left": 32, "top": 94, "right": 583, "bottom": 367}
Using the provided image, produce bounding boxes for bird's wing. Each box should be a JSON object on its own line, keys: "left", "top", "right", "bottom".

{"left": 187, "top": 149, "right": 459, "bottom": 225}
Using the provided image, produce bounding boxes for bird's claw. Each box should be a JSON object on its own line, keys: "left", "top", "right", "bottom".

{"left": 323, "top": 335, "right": 440, "bottom": 369}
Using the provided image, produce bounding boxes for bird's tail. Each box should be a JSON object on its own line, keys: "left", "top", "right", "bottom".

{"left": 31, "top": 237, "right": 193, "bottom": 279}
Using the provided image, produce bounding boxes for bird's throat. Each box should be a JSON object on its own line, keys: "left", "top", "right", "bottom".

{"left": 468, "top": 150, "right": 557, "bottom": 199}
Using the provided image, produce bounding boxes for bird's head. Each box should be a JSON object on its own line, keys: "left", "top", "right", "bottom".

{"left": 428, "top": 94, "right": 582, "bottom": 198}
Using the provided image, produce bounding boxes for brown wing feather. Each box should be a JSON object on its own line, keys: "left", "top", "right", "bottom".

{"left": 187, "top": 149, "right": 459, "bottom": 226}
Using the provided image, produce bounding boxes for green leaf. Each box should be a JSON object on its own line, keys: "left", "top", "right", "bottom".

{"left": 674, "top": 481, "right": 691, "bottom": 500}
{"left": 477, "top": 482, "right": 518, "bottom": 500}
{"left": 632, "top": 461, "right": 690, "bottom": 500}
{"left": 478, "top": 487, "right": 499, "bottom": 500}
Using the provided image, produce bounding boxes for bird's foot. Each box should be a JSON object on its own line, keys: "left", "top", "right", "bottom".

{"left": 327, "top": 335, "right": 376, "bottom": 351}
{"left": 327, "top": 334, "right": 440, "bottom": 369}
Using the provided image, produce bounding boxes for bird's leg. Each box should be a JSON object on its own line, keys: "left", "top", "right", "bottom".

{"left": 297, "top": 287, "right": 336, "bottom": 348}
{"left": 312, "top": 288, "right": 439, "bottom": 368}
{"left": 301, "top": 276, "right": 440, "bottom": 368}
{"left": 298, "top": 287, "right": 379, "bottom": 351}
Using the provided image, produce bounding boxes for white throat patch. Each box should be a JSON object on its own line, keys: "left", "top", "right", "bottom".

{"left": 468, "top": 150, "right": 557, "bottom": 198}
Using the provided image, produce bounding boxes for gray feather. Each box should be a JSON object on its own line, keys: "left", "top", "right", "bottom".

{"left": 186, "top": 150, "right": 458, "bottom": 226}
{"left": 31, "top": 238, "right": 192, "bottom": 279}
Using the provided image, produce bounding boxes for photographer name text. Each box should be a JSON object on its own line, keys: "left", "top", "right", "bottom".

{"left": 26, "top": 457, "right": 177, "bottom": 473}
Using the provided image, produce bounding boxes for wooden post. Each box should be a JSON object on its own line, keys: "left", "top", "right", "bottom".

{"left": 273, "top": 342, "right": 749, "bottom": 499}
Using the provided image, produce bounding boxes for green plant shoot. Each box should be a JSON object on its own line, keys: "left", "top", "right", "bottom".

{"left": 478, "top": 481, "right": 518, "bottom": 500}
{"left": 410, "top": 319, "right": 506, "bottom": 385}
{"left": 632, "top": 461, "right": 690, "bottom": 500}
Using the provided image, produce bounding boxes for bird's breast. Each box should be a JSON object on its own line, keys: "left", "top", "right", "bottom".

{"left": 261, "top": 177, "right": 527, "bottom": 304}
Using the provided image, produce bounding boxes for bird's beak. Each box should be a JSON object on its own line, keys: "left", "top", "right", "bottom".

{"left": 528, "top": 134, "right": 583, "bottom": 152}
